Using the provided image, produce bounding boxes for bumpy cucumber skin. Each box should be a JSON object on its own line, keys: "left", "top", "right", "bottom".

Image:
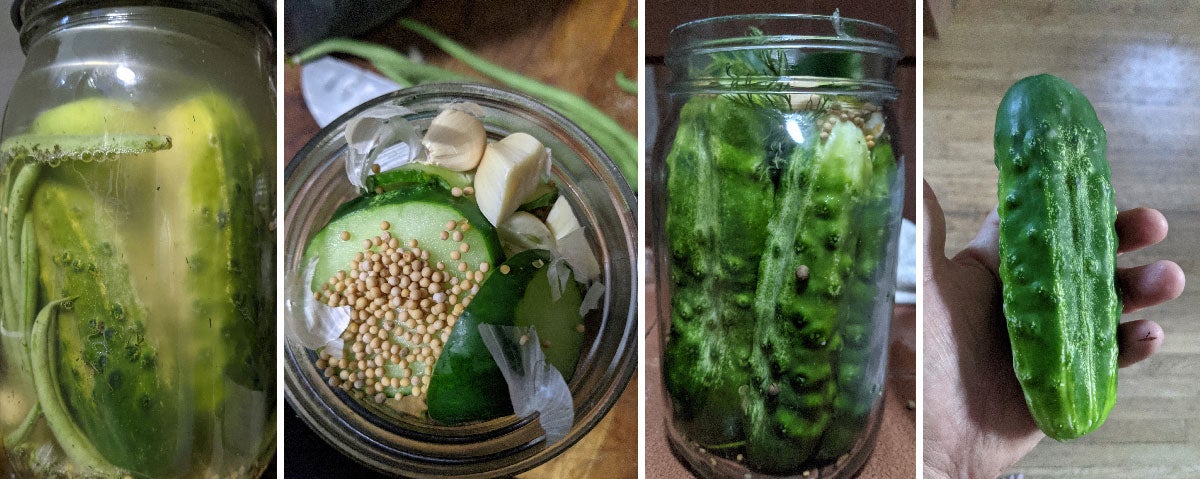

{"left": 663, "top": 96, "right": 773, "bottom": 447}
{"left": 995, "top": 74, "right": 1120, "bottom": 441}
{"left": 662, "top": 95, "right": 894, "bottom": 473}
{"left": 814, "top": 141, "right": 897, "bottom": 460}
{"left": 32, "top": 179, "right": 179, "bottom": 475}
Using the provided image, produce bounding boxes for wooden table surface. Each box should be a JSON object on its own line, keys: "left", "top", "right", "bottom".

{"left": 925, "top": 1, "right": 1200, "bottom": 476}
{"left": 282, "top": 1, "right": 638, "bottom": 478}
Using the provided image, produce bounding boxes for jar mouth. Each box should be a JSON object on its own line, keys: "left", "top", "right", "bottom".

{"left": 11, "top": 0, "right": 274, "bottom": 52}
{"left": 284, "top": 83, "right": 638, "bottom": 477}
{"left": 669, "top": 13, "right": 900, "bottom": 56}
{"left": 665, "top": 13, "right": 901, "bottom": 96}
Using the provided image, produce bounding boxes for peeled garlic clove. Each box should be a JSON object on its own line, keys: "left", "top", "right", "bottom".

{"left": 497, "top": 211, "right": 557, "bottom": 257}
{"left": 865, "top": 111, "right": 886, "bottom": 138}
{"left": 546, "top": 196, "right": 600, "bottom": 283}
{"left": 474, "top": 132, "right": 549, "bottom": 226}
{"left": 422, "top": 108, "right": 487, "bottom": 171}
{"left": 546, "top": 195, "right": 580, "bottom": 235}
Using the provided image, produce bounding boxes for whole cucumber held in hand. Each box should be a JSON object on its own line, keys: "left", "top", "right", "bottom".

{"left": 995, "top": 74, "right": 1121, "bottom": 440}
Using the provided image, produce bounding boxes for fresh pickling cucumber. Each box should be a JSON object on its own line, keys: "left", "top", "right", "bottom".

{"left": 303, "top": 185, "right": 503, "bottom": 291}
{"left": 995, "top": 74, "right": 1120, "bottom": 440}
{"left": 663, "top": 92, "right": 895, "bottom": 473}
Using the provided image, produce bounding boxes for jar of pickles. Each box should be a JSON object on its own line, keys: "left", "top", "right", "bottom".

{"left": 651, "top": 14, "right": 904, "bottom": 478}
{"left": 0, "top": 1, "right": 275, "bottom": 477}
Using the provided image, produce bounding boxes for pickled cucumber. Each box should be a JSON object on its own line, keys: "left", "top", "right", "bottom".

{"left": 0, "top": 92, "right": 273, "bottom": 476}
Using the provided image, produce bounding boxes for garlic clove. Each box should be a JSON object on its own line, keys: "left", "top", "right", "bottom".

{"left": 421, "top": 108, "right": 487, "bottom": 172}
{"left": 473, "top": 132, "right": 548, "bottom": 226}
{"left": 497, "top": 211, "right": 557, "bottom": 257}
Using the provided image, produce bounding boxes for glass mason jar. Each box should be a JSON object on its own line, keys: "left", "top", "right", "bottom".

{"left": 651, "top": 14, "right": 904, "bottom": 478}
{"left": 0, "top": 1, "right": 276, "bottom": 478}
{"left": 284, "top": 83, "right": 636, "bottom": 477}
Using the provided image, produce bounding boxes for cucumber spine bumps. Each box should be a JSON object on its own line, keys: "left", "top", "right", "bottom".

{"left": 995, "top": 74, "right": 1121, "bottom": 440}
{"left": 662, "top": 94, "right": 897, "bottom": 472}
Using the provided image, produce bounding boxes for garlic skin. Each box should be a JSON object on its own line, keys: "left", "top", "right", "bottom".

{"left": 546, "top": 196, "right": 600, "bottom": 283}
{"left": 497, "top": 211, "right": 557, "bottom": 257}
{"left": 421, "top": 108, "right": 487, "bottom": 171}
{"left": 473, "top": 132, "right": 549, "bottom": 226}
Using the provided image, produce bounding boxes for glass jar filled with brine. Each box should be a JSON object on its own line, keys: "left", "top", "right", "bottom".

{"left": 651, "top": 13, "right": 904, "bottom": 478}
{"left": 0, "top": 1, "right": 276, "bottom": 477}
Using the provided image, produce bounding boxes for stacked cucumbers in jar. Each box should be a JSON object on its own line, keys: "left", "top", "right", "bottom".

{"left": 0, "top": 94, "right": 273, "bottom": 478}
{"left": 661, "top": 85, "right": 898, "bottom": 472}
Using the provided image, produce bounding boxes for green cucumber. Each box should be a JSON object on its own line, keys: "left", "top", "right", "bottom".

{"left": 815, "top": 140, "right": 897, "bottom": 460}
{"left": 663, "top": 94, "right": 892, "bottom": 472}
{"left": 303, "top": 185, "right": 503, "bottom": 291}
{"left": 995, "top": 74, "right": 1120, "bottom": 440}
{"left": 425, "top": 249, "right": 554, "bottom": 424}
{"left": 513, "top": 262, "right": 584, "bottom": 381}
{"left": 156, "top": 93, "right": 274, "bottom": 409}
{"left": 663, "top": 96, "right": 774, "bottom": 448}
{"left": 31, "top": 178, "right": 179, "bottom": 476}
{"left": 516, "top": 182, "right": 558, "bottom": 213}
{"left": 366, "top": 162, "right": 474, "bottom": 192}
{"left": 744, "top": 117, "right": 873, "bottom": 473}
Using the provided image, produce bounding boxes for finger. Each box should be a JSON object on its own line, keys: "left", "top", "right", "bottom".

{"left": 1118, "top": 319, "right": 1163, "bottom": 368}
{"left": 923, "top": 180, "right": 948, "bottom": 264}
{"left": 1118, "top": 260, "right": 1186, "bottom": 313}
{"left": 1116, "top": 207, "right": 1169, "bottom": 254}
{"left": 953, "top": 206, "right": 1001, "bottom": 275}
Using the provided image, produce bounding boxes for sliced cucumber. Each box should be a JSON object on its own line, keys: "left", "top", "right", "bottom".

{"left": 514, "top": 264, "right": 584, "bottom": 381}
{"left": 425, "top": 249, "right": 554, "bottom": 424}
{"left": 304, "top": 186, "right": 502, "bottom": 291}
{"left": 367, "top": 162, "right": 474, "bottom": 193}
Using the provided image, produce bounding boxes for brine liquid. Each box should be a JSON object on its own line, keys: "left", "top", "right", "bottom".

{"left": 0, "top": 7, "right": 275, "bottom": 478}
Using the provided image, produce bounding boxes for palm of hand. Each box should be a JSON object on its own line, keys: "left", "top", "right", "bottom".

{"left": 922, "top": 181, "right": 1182, "bottom": 479}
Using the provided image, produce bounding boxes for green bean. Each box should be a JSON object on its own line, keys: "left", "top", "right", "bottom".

{"left": 291, "top": 38, "right": 470, "bottom": 86}
{"left": 2, "top": 403, "right": 39, "bottom": 447}
{"left": 30, "top": 296, "right": 127, "bottom": 477}
{"left": 396, "top": 19, "right": 638, "bottom": 189}
{"left": 6, "top": 163, "right": 40, "bottom": 323}
{"left": 22, "top": 214, "right": 37, "bottom": 347}
{"left": 0, "top": 160, "right": 15, "bottom": 332}
{"left": 616, "top": 71, "right": 638, "bottom": 95}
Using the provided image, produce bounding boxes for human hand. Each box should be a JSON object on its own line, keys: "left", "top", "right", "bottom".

{"left": 922, "top": 181, "right": 1184, "bottom": 479}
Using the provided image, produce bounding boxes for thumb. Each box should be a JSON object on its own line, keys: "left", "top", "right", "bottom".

{"left": 923, "top": 180, "right": 948, "bottom": 265}
{"left": 954, "top": 205, "right": 1002, "bottom": 275}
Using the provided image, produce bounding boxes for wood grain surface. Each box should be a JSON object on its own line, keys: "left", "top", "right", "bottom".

{"left": 925, "top": 1, "right": 1200, "bottom": 476}
{"left": 283, "top": 1, "right": 638, "bottom": 478}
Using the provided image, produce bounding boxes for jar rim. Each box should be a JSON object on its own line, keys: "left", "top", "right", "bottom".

{"left": 668, "top": 13, "right": 901, "bottom": 59}
{"left": 11, "top": 0, "right": 274, "bottom": 51}
{"left": 284, "top": 82, "right": 638, "bottom": 477}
